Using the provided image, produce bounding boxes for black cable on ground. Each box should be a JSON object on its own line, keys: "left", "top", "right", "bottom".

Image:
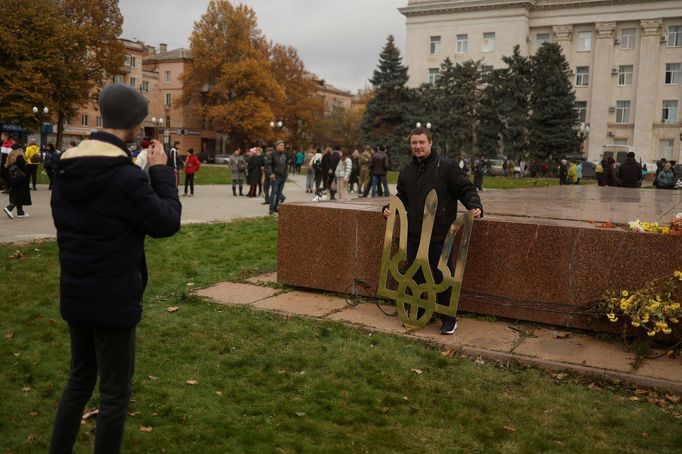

{"left": 344, "top": 277, "right": 398, "bottom": 317}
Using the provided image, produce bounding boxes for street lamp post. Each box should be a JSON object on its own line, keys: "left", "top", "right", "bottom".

{"left": 151, "top": 117, "right": 164, "bottom": 140}
{"left": 32, "top": 106, "right": 49, "bottom": 151}
{"left": 415, "top": 121, "right": 432, "bottom": 129}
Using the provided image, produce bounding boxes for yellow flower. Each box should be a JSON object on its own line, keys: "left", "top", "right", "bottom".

{"left": 656, "top": 294, "right": 662, "bottom": 302}
{"left": 670, "top": 303, "right": 680, "bottom": 311}
{"left": 607, "top": 313, "right": 618, "bottom": 322}
{"left": 670, "top": 318, "right": 679, "bottom": 324}
{"left": 656, "top": 321, "right": 668, "bottom": 329}
{"left": 662, "top": 328, "right": 672, "bottom": 335}
{"left": 621, "top": 290, "right": 629, "bottom": 297}
{"left": 647, "top": 330, "right": 656, "bottom": 337}
{"left": 631, "top": 321, "right": 641, "bottom": 327}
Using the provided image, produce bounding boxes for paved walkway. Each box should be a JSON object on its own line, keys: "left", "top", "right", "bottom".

{"left": 196, "top": 272, "right": 682, "bottom": 393}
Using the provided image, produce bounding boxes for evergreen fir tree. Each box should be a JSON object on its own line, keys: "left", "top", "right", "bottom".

{"left": 361, "top": 35, "right": 414, "bottom": 170}
{"left": 529, "top": 43, "right": 580, "bottom": 159}
{"left": 500, "top": 45, "right": 531, "bottom": 162}
{"left": 476, "top": 69, "right": 505, "bottom": 158}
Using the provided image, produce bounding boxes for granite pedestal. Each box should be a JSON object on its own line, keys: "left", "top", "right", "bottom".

{"left": 277, "top": 186, "right": 682, "bottom": 331}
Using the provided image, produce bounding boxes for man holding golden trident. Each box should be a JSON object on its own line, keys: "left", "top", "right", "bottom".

{"left": 383, "top": 127, "right": 483, "bottom": 334}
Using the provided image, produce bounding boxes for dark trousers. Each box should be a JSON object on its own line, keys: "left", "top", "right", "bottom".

{"left": 6, "top": 202, "right": 25, "bottom": 215}
{"left": 263, "top": 175, "right": 271, "bottom": 202}
{"left": 184, "top": 173, "right": 195, "bottom": 195}
{"left": 50, "top": 323, "right": 136, "bottom": 454}
{"left": 406, "top": 240, "right": 456, "bottom": 323}
{"left": 269, "top": 176, "right": 285, "bottom": 213}
{"left": 27, "top": 164, "right": 38, "bottom": 189}
{"left": 371, "top": 175, "right": 389, "bottom": 197}
{"left": 46, "top": 167, "right": 54, "bottom": 189}
{"left": 314, "top": 170, "right": 323, "bottom": 191}
{"left": 232, "top": 176, "right": 243, "bottom": 195}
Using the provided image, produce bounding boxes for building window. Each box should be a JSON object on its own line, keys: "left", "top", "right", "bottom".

{"left": 659, "top": 139, "right": 674, "bottom": 159}
{"left": 616, "top": 100, "right": 630, "bottom": 123}
{"left": 665, "top": 63, "right": 681, "bottom": 84}
{"left": 80, "top": 115, "right": 88, "bottom": 126}
{"left": 668, "top": 25, "right": 682, "bottom": 47}
{"left": 577, "top": 31, "right": 592, "bottom": 51}
{"left": 141, "top": 81, "right": 149, "bottom": 92}
{"left": 575, "top": 101, "right": 587, "bottom": 123}
{"left": 576, "top": 67, "right": 589, "bottom": 86}
{"left": 662, "top": 100, "right": 678, "bottom": 123}
{"left": 482, "top": 32, "right": 495, "bottom": 52}
{"left": 125, "top": 55, "right": 137, "bottom": 68}
{"left": 165, "top": 71, "right": 171, "bottom": 83}
{"left": 620, "top": 28, "right": 636, "bottom": 49}
{"left": 428, "top": 68, "right": 439, "bottom": 85}
{"left": 165, "top": 93, "right": 172, "bottom": 106}
{"left": 481, "top": 65, "right": 493, "bottom": 81}
{"left": 113, "top": 74, "right": 124, "bottom": 83}
{"left": 430, "top": 36, "right": 441, "bottom": 55}
{"left": 618, "top": 65, "right": 633, "bottom": 86}
{"left": 130, "top": 77, "right": 136, "bottom": 89}
{"left": 613, "top": 138, "right": 628, "bottom": 146}
{"left": 96, "top": 116, "right": 102, "bottom": 127}
{"left": 536, "top": 33, "right": 551, "bottom": 48}
{"left": 456, "top": 34, "right": 468, "bottom": 53}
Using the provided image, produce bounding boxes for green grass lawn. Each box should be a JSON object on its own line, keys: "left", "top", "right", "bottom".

{"left": 1, "top": 219, "right": 680, "bottom": 453}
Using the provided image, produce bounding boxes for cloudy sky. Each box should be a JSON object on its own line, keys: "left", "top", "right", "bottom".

{"left": 118, "top": 0, "right": 407, "bottom": 93}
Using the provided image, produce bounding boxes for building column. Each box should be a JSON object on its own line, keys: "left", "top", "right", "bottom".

{"left": 587, "top": 22, "right": 616, "bottom": 160}
{"left": 632, "top": 19, "right": 663, "bottom": 162}
{"left": 552, "top": 25, "right": 573, "bottom": 57}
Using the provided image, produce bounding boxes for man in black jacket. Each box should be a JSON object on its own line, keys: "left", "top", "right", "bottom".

{"left": 618, "top": 151, "right": 642, "bottom": 188}
{"left": 371, "top": 145, "right": 390, "bottom": 197}
{"left": 49, "top": 83, "right": 181, "bottom": 454}
{"left": 269, "top": 140, "right": 288, "bottom": 214}
{"left": 383, "top": 127, "right": 482, "bottom": 335}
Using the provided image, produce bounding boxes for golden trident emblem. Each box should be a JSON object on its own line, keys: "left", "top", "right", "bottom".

{"left": 377, "top": 190, "right": 475, "bottom": 330}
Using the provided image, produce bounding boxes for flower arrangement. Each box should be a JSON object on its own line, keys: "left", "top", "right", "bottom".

{"left": 627, "top": 213, "right": 682, "bottom": 236}
{"left": 603, "top": 271, "right": 681, "bottom": 339}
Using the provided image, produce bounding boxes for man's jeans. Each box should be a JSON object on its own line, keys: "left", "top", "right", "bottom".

{"left": 269, "top": 176, "right": 286, "bottom": 213}
{"left": 371, "top": 175, "right": 390, "bottom": 197}
{"left": 50, "top": 324, "right": 136, "bottom": 454}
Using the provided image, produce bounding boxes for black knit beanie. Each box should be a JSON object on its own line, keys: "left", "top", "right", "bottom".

{"left": 99, "top": 83, "right": 148, "bottom": 129}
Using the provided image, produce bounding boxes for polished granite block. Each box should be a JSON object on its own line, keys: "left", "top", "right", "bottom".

{"left": 278, "top": 186, "right": 682, "bottom": 331}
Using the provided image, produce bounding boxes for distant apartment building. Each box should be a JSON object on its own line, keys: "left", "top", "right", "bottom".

{"left": 400, "top": 0, "right": 682, "bottom": 164}
{"left": 315, "top": 80, "right": 353, "bottom": 116}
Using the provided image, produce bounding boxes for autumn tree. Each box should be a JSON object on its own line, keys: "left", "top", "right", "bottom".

{"left": 269, "top": 44, "right": 323, "bottom": 148}
{"left": 182, "top": 0, "right": 284, "bottom": 148}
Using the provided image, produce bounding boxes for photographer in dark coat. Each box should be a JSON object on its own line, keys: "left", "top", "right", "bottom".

{"left": 618, "top": 151, "right": 642, "bottom": 188}
{"left": 383, "top": 127, "right": 482, "bottom": 335}
{"left": 49, "top": 83, "right": 181, "bottom": 454}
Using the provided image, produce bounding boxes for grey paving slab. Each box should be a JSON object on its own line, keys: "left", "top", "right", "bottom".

{"left": 246, "top": 272, "right": 278, "bottom": 285}
{"left": 194, "top": 282, "right": 279, "bottom": 306}
{"left": 250, "top": 291, "right": 348, "bottom": 317}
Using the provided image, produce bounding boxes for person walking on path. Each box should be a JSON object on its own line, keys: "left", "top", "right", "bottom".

{"left": 227, "top": 148, "right": 246, "bottom": 196}
{"left": 183, "top": 148, "right": 201, "bottom": 197}
{"left": 303, "top": 148, "right": 315, "bottom": 193}
{"left": 24, "top": 138, "right": 41, "bottom": 190}
{"left": 618, "top": 151, "right": 642, "bottom": 188}
{"left": 246, "top": 148, "right": 261, "bottom": 198}
{"left": 370, "top": 145, "right": 390, "bottom": 197}
{"left": 312, "top": 147, "right": 324, "bottom": 193}
{"left": 48, "top": 83, "right": 181, "bottom": 454}
{"left": 348, "top": 149, "right": 360, "bottom": 193}
{"left": 334, "top": 148, "right": 352, "bottom": 201}
{"left": 269, "top": 140, "right": 288, "bottom": 215}
{"left": 382, "top": 127, "right": 482, "bottom": 335}
{"left": 43, "top": 143, "right": 58, "bottom": 189}
{"left": 359, "top": 146, "right": 372, "bottom": 197}
{"left": 168, "top": 141, "right": 183, "bottom": 188}
{"left": 473, "top": 159, "right": 485, "bottom": 191}
{"left": 261, "top": 147, "right": 273, "bottom": 204}
{"left": 3, "top": 144, "right": 31, "bottom": 218}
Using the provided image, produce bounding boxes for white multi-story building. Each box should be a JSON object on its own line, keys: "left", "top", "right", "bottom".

{"left": 399, "top": 0, "right": 682, "bottom": 163}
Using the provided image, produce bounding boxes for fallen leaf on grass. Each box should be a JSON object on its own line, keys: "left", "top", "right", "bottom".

{"left": 4, "top": 332, "right": 14, "bottom": 339}
{"left": 215, "top": 391, "right": 223, "bottom": 397}
{"left": 82, "top": 409, "right": 98, "bottom": 420}
{"left": 147, "top": 375, "right": 160, "bottom": 381}
{"left": 186, "top": 283, "right": 195, "bottom": 287}
{"left": 9, "top": 250, "right": 24, "bottom": 259}
{"left": 295, "top": 412, "right": 306, "bottom": 417}
{"left": 48, "top": 319, "right": 57, "bottom": 326}
{"left": 402, "top": 396, "right": 409, "bottom": 401}
{"left": 628, "top": 396, "right": 641, "bottom": 402}
{"left": 381, "top": 407, "right": 390, "bottom": 413}
{"left": 138, "top": 425, "right": 153, "bottom": 433}
{"left": 128, "top": 411, "right": 141, "bottom": 417}
{"left": 665, "top": 394, "right": 681, "bottom": 404}
{"left": 474, "top": 357, "right": 485, "bottom": 366}
{"left": 13, "top": 352, "right": 20, "bottom": 358}
{"left": 166, "top": 306, "right": 180, "bottom": 313}
{"left": 503, "top": 426, "right": 516, "bottom": 433}
{"left": 441, "top": 348, "right": 457, "bottom": 358}
{"left": 634, "top": 389, "right": 650, "bottom": 395}
{"left": 642, "top": 432, "right": 649, "bottom": 439}
{"left": 186, "top": 380, "right": 198, "bottom": 385}
{"left": 554, "top": 373, "right": 568, "bottom": 380}
{"left": 646, "top": 397, "right": 658, "bottom": 405}
{"left": 30, "top": 411, "right": 38, "bottom": 417}
{"left": 22, "top": 387, "right": 31, "bottom": 392}
{"left": 555, "top": 332, "right": 571, "bottom": 339}
{"left": 27, "top": 433, "right": 37, "bottom": 442}
{"left": 411, "top": 368, "right": 422, "bottom": 375}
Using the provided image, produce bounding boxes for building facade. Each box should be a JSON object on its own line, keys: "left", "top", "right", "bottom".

{"left": 400, "top": 0, "right": 682, "bottom": 164}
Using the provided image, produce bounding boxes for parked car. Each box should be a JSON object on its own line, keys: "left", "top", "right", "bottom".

{"left": 484, "top": 158, "right": 521, "bottom": 177}
{"left": 213, "top": 154, "right": 230, "bottom": 164}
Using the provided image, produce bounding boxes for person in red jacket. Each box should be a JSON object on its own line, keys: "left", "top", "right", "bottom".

{"left": 183, "top": 148, "right": 201, "bottom": 197}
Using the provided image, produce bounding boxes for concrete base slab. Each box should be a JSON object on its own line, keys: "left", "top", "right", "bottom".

{"left": 513, "top": 329, "right": 636, "bottom": 372}
{"left": 413, "top": 318, "right": 521, "bottom": 352}
{"left": 247, "top": 272, "right": 278, "bottom": 285}
{"left": 635, "top": 356, "right": 682, "bottom": 383}
{"left": 194, "top": 282, "right": 279, "bottom": 306}
{"left": 251, "top": 291, "right": 348, "bottom": 317}
{"left": 327, "top": 303, "right": 407, "bottom": 335}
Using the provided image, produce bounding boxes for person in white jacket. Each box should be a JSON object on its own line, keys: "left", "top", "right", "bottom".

{"left": 334, "top": 148, "right": 352, "bottom": 201}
